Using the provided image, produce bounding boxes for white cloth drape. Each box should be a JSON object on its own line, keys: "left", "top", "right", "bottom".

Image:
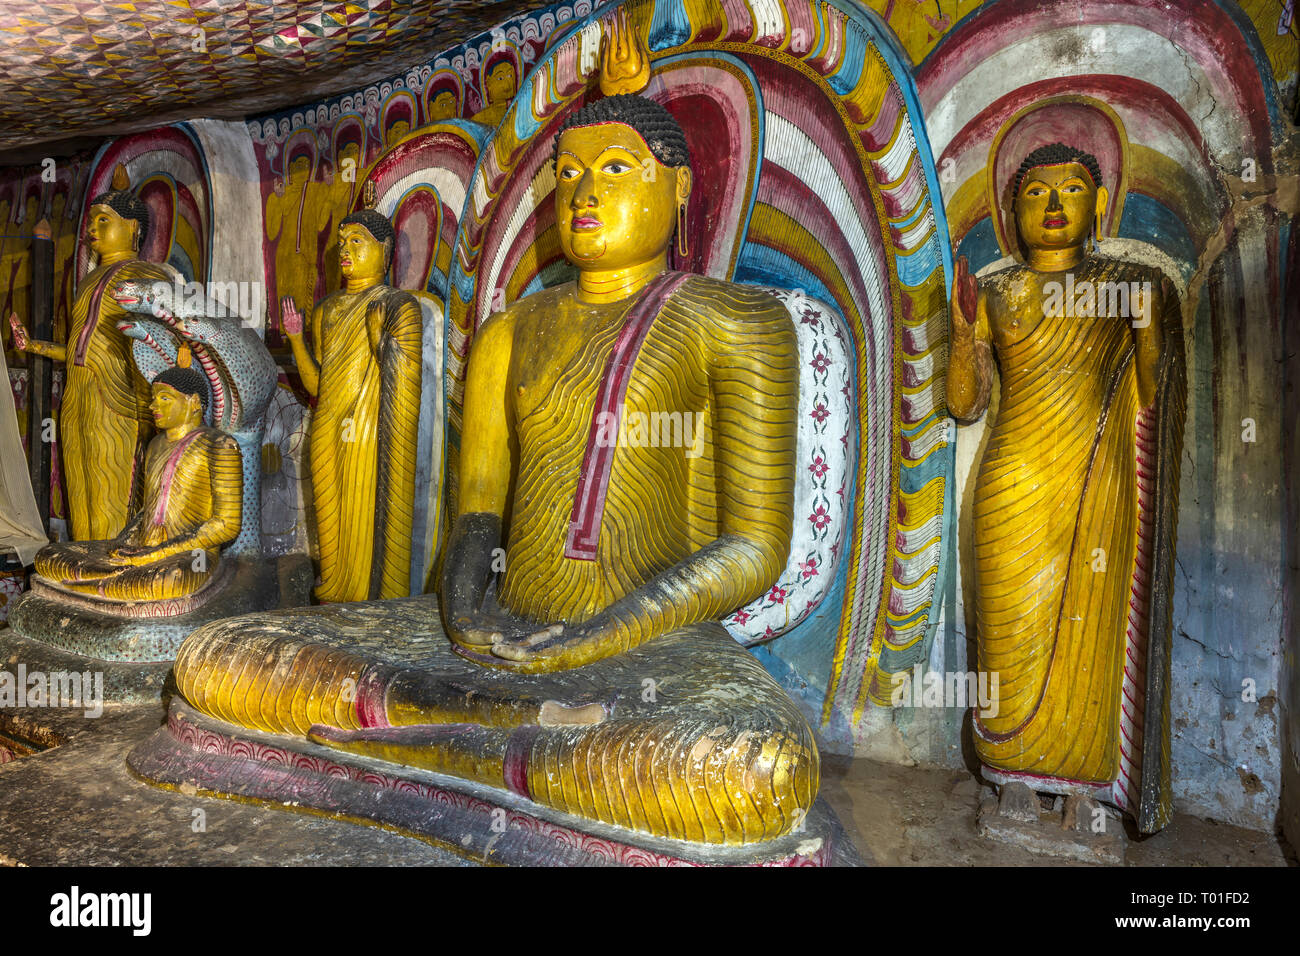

{"left": 0, "top": 348, "right": 47, "bottom": 565}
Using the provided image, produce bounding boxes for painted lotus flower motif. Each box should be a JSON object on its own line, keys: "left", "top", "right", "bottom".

{"left": 809, "top": 503, "right": 831, "bottom": 531}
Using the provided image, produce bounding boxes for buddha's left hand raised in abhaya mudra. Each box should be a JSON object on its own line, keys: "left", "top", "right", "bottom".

{"left": 440, "top": 94, "right": 798, "bottom": 674}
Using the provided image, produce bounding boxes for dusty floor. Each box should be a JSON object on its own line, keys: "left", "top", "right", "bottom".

{"left": 819, "top": 754, "right": 1294, "bottom": 866}
{"left": 0, "top": 696, "right": 1291, "bottom": 867}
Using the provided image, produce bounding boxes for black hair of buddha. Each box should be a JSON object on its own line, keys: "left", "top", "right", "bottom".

{"left": 340, "top": 209, "right": 396, "bottom": 270}
{"left": 1012, "top": 143, "right": 1103, "bottom": 197}
{"left": 552, "top": 94, "right": 692, "bottom": 171}
{"left": 89, "top": 190, "right": 150, "bottom": 245}
{"left": 154, "top": 365, "right": 210, "bottom": 412}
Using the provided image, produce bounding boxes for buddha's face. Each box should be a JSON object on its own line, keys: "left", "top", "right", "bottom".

{"left": 555, "top": 123, "right": 691, "bottom": 272}
{"left": 1014, "top": 161, "right": 1108, "bottom": 252}
{"left": 387, "top": 119, "right": 410, "bottom": 144}
{"left": 339, "top": 223, "right": 386, "bottom": 281}
{"left": 288, "top": 155, "right": 312, "bottom": 184}
{"left": 485, "top": 63, "right": 516, "bottom": 106}
{"left": 86, "top": 204, "right": 138, "bottom": 256}
{"left": 429, "top": 91, "right": 457, "bottom": 121}
{"left": 151, "top": 383, "right": 200, "bottom": 430}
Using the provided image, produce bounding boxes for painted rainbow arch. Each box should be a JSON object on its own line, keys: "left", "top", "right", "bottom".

{"left": 78, "top": 125, "right": 212, "bottom": 287}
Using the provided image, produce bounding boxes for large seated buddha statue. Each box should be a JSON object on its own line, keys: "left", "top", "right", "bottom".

{"left": 32, "top": 366, "right": 242, "bottom": 606}
{"left": 136, "top": 79, "right": 827, "bottom": 861}
{"left": 948, "top": 143, "right": 1187, "bottom": 835}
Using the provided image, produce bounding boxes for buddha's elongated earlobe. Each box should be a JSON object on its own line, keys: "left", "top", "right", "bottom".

{"left": 1094, "top": 184, "right": 1110, "bottom": 248}
{"left": 677, "top": 201, "right": 690, "bottom": 259}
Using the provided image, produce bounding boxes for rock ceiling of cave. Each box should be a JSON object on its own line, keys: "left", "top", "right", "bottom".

{"left": 0, "top": 0, "right": 531, "bottom": 159}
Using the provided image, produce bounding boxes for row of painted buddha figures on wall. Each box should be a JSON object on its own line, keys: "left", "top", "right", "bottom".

{"left": 5, "top": 21, "right": 1186, "bottom": 853}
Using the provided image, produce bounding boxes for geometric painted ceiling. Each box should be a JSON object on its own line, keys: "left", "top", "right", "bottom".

{"left": 0, "top": 0, "right": 532, "bottom": 157}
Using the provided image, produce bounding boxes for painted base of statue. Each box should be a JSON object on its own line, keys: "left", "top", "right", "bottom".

{"left": 5, "top": 554, "right": 312, "bottom": 659}
{"left": 3, "top": 550, "right": 312, "bottom": 702}
{"left": 126, "top": 596, "right": 846, "bottom": 866}
{"left": 975, "top": 781, "right": 1127, "bottom": 865}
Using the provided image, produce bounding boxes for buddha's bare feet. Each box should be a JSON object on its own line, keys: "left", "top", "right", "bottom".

{"left": 1061, "top": 794, "right": 1118, "bottom": 838}
{"left": 978, "top": 781, "right": 1127, "bottom": 863}
{"left": 996, "top": 781, "right": 1040, "bottom": 822}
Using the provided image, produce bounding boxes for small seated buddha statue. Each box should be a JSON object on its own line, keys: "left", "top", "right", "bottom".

{"left": 171, "top": 86, "right": 818, "bottom": 846}
{"left": 281, "top": 202, "right": 423, "bottom": 602}
{"left": 948, "top": 143, "right": 1186, "bottom": 833}
{"left": 8, "top": 165, "right": 175, "bottom": 541}
{"left": 34, "top": 366, "right": 243, "bottom": 603}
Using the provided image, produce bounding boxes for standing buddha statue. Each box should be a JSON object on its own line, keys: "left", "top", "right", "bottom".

{"left": 948, "top": 143, "right": 1187, "bottom": 833}
{"left": 8, "top": 165, "right": 175, "bottom": 540}
{"left": 281, "top": 203, "right": 423, "bottom": 602}
{"left": 169, "top": 33, "right": 817, "bottom": 845}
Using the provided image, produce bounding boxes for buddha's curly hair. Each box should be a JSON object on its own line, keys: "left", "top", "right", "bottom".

{"left": 340, "top": 209, "right": 396, "bottom": 269}
{"left": 88, "top": 189, "right": 149, "bottom": 246}
{"left": 552, "top": 94, "right": 692, "bottom": 170}
{"left": 1011, "top": 143, "right": 1103, "bottom": 197}
{"left": 153, "top": 365, "right": 209, "bottom": 412}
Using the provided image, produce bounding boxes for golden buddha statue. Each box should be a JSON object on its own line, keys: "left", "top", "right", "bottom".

{"left": 948, "top": 143, "right": 1186, "bottom": 833}
{"left": 7, "top": 166, "right": 174, "bottom": 540}
{"left": 281, "top": 206, "right": 423, "bottom": 602}
{"left": 34, "top": 367, "right": 242, "bottom": 603}
{"left": 171, "top": 84, "right": 817, "bottom": 846}
{"left": 469, "top": 59, "right": 518, "bottom": 128}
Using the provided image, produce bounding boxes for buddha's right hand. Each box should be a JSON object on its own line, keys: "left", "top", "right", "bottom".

{"left": 448, "top": 607, "right": 561, "bottom": 649}
{"left": 951, "top": 256, "right": 979, "bottom": 331}
{"left": 280, "top": 297, "right": 304, "bottom": 336}
{"left": 7, "top": 313, "right": 28, "bottom": 352}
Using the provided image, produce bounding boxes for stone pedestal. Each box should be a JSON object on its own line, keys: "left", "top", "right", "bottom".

{"left": 1, "top": 554, "right": 312, "bottom": 702}
{"left": 976, "top": 782, "right": 1128, "bottom": 865}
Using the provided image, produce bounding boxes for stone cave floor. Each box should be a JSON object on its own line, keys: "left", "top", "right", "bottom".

{"left": 0, "top": 697, "right": 1293, "bottom": 868}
